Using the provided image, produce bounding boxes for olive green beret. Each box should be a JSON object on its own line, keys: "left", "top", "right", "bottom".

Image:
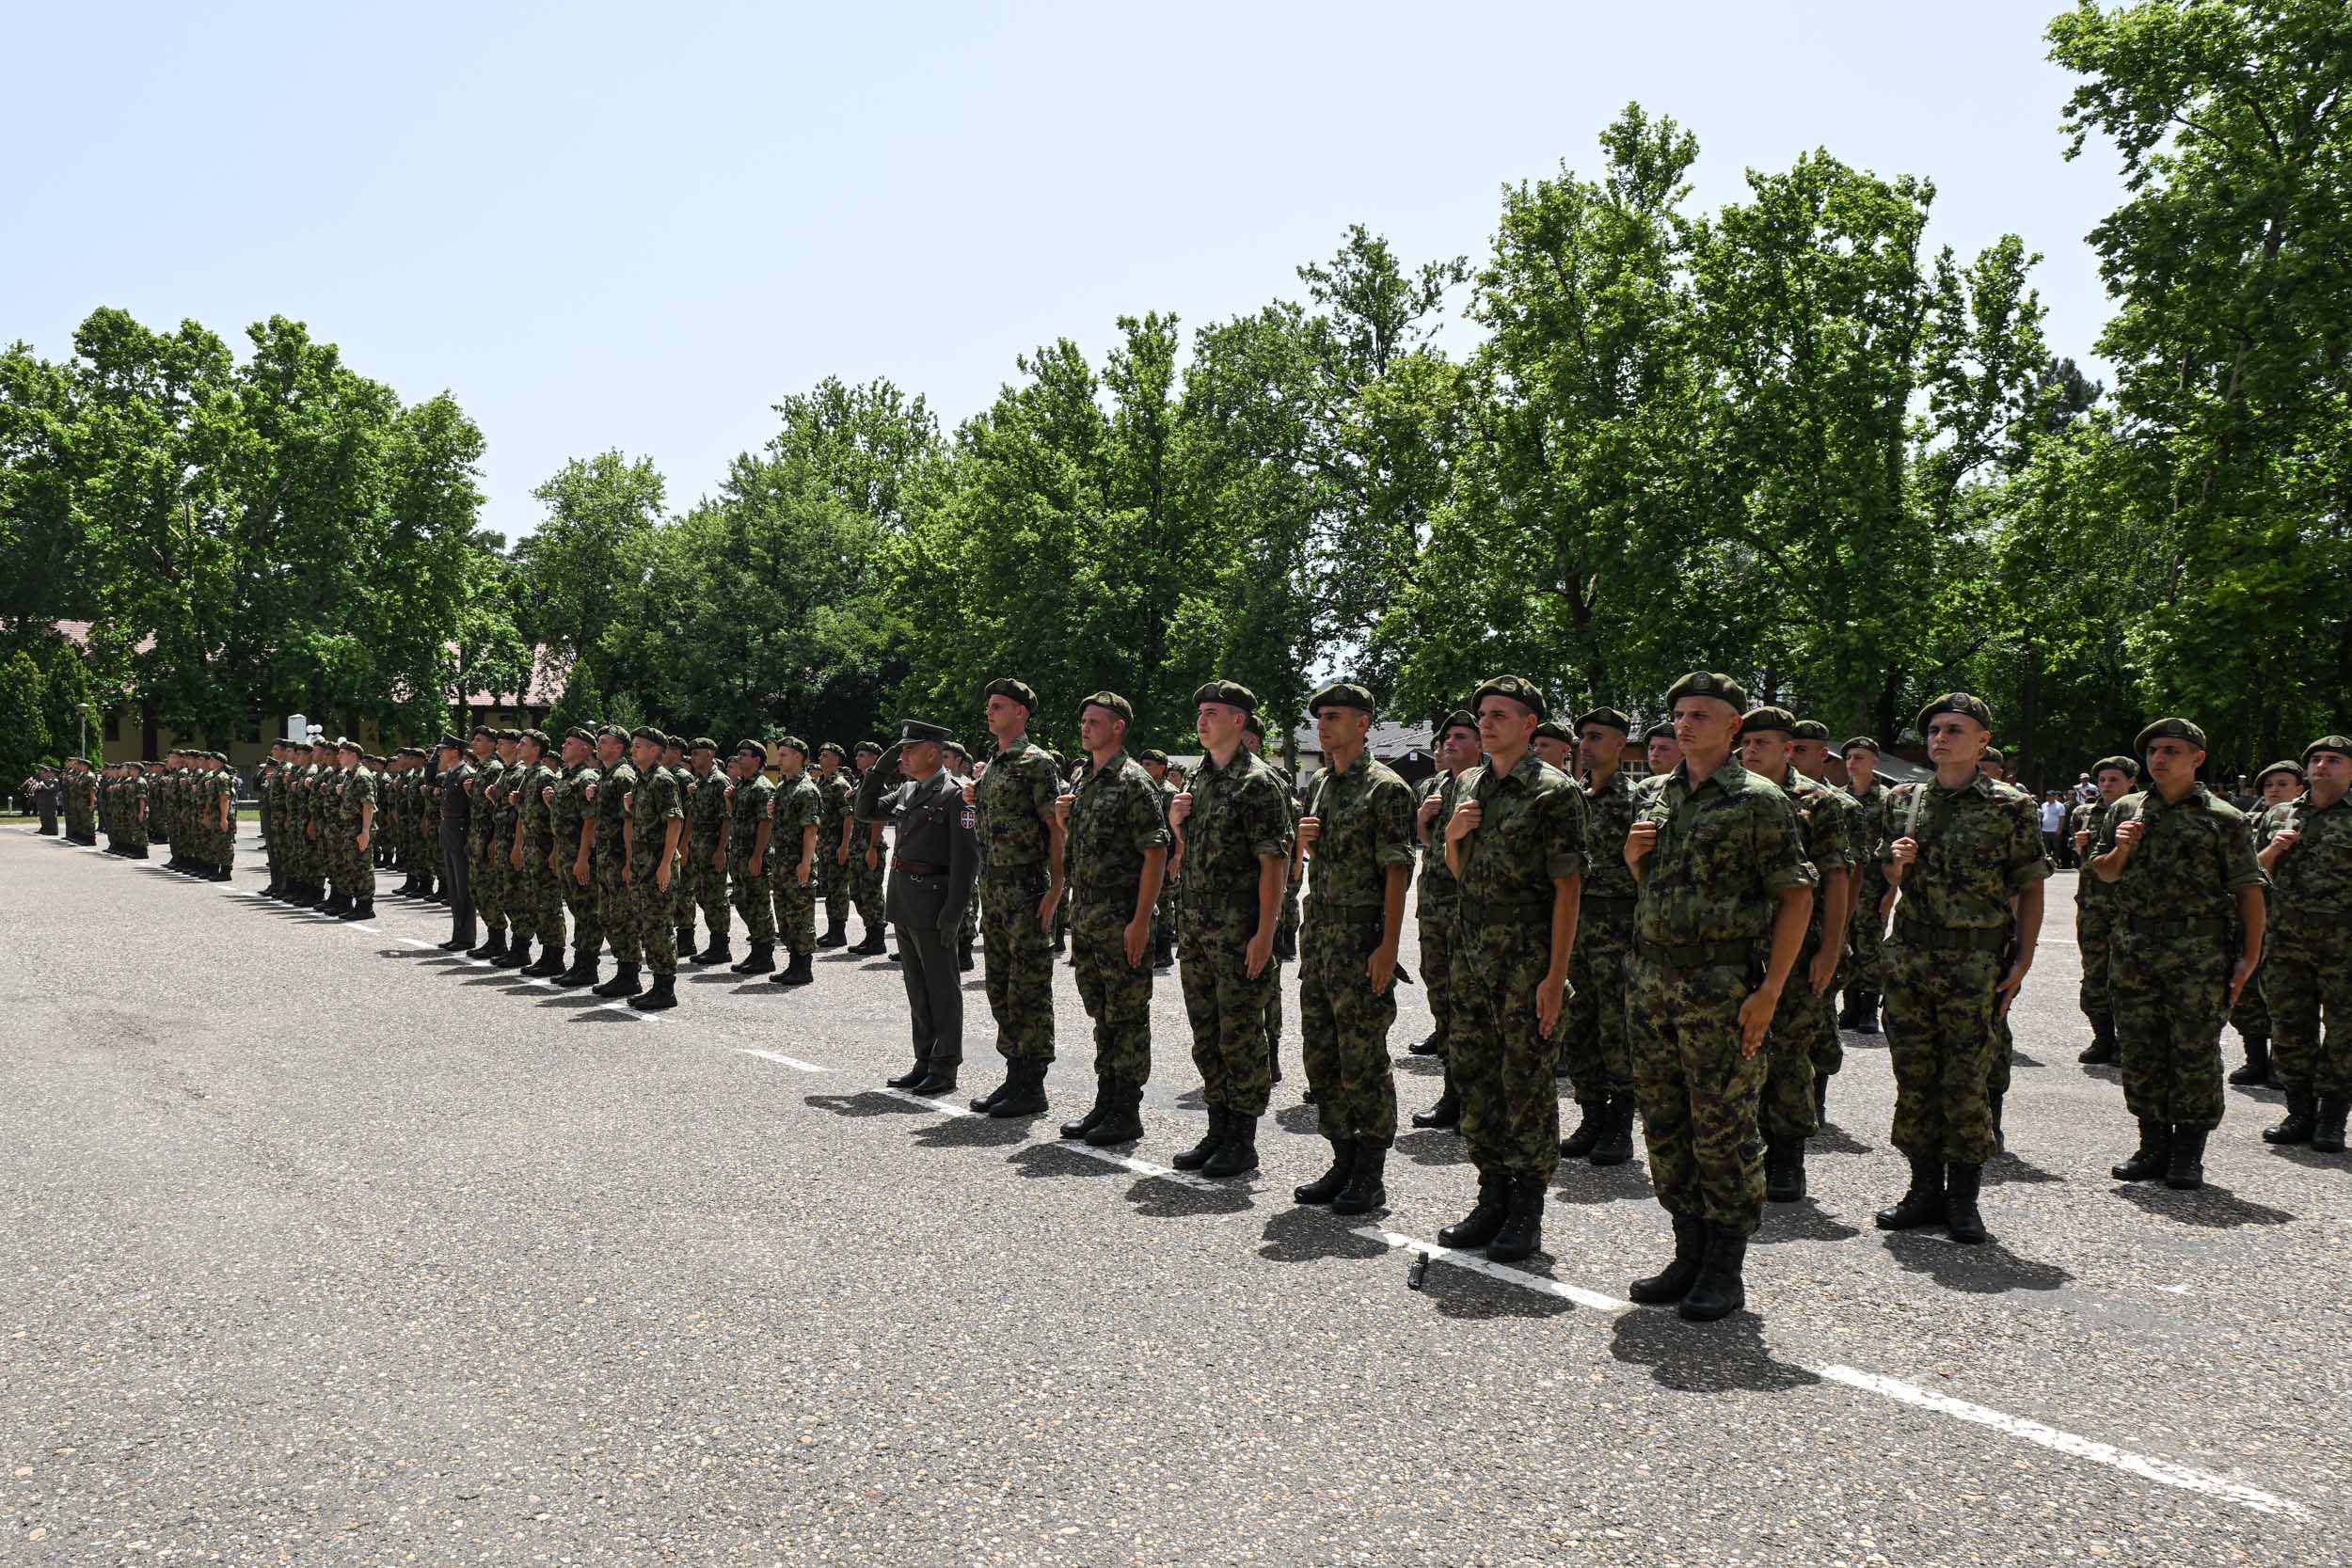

{"left": 1917, "top": 693, "right": 1994, "bottom": 733}
{"left": 2090, "top": 754, "right": 2137, "bottom": 779}
{"left": 2302, "top": 734, "right": 2352, "bottom": 766}
{"left": 1789, "top": 720, "right": 1832, "bottom": 742}
{"left": 1435, "top": 708, "right": 1477, "bottom": 738}
{"left": 1840, "top": 735, "right": 1880, "bottom": 756}
{"left": 817, "top": 741, "right": 846, "bottom": 760}
{"left": 857, "top": 739, "right": 885, "bottom": 755}
{"left": 772, "top": 734, "right": 808, "bottom": 756}
{"left": 1574, "top": 707, "right": 1631, "bottom": 736}
{"left": 984, "top": 677, "right": 1038, "bottom": 711}
{"left": 688, "top": 736, "right": 718, "bottom": 752}
{"left": 497, "top": 727, "right": 522, "bottom": 742}
{"left": 1308, "top": 682, "right": 1375, "bottom": 717}
{"left": 519, "top": 728, "right": 549, "bottom": 748}
{"left": 1242, "top": 712, "right": 1266, "bottom": 740}
{"left": 1982, "top": 747, "right": 2005, "bottom": 764}
{"left": 661, "top": 733, "right": 687, "bottom": 752}
{"left": 1643, "top": 721, "right": 1676, "bottom": 743}
{"left": 943, "top": 739, "right": 969, "bottom": 758}
{"left": 2255, "top": 759, "right": 2306, "bottom": 787}
{"left": 1741, "top": 706, "right": 1796, "bottom": 736}
{"left": 1080, "top": 690, "right": 1135, "bottom": 725}
{"left": 1665, "top": 672, "right": 1747, "bottom": 712}
{"left": 628, "top": 725, "right": 664, "bottom": 745}
{"left": 1138, "top": 748, "right": 1169, "bottom": 766}
{"left": 734, "top": 737, "right": 768, "bottom": 760}
{"left": 335, "top": 736, "right": 360, "bottom": 752}
{"left": 1472, "top": 674, "right": 1547, "bottom": 720}
{"left": 2136, "top": 717, "right": 2207, "bottom": 752}
{"left": 1192, "top": 679, "right": 1258, "bottom": 713}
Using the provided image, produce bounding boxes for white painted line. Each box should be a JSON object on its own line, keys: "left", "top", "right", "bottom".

{"left": 739, "top": 1049, "right": 827, "bottom": 1072}
{"left": 881, "top": 1085, "right": 977, "bottom": 1117}
{"left": 1353, "top": 1227, "right": 1627, "bottom": 1310}
{"left": 1815, "top": 1365, "right": 2305, "bottom": 1519}
{"left": 1062, "top": 1140, "right": 1219, "bottom": 1190}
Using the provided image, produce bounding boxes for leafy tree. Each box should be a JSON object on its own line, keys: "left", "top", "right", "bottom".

{"left": 0, "top": 650, "right": 50, "bottom": 784}
{"left": 515, "top": 451, "right": 667, "bottom": 698}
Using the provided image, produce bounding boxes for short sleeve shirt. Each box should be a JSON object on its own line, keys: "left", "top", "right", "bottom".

{"left": 1302, "top": 752, "right": 1416, "bottom": 911}
{"left": 974, "top": 738, "right": 1060, "bottom": 869}
{"left": 1067, "top": 749, "right": 1170, "bottom": 897}
{"left": 2095, "top": 784, "right": 2265, "bottom": 920}
{"left": 1454, "top": 752, "right": 1587, "bottom": 909}
{"left": 1633, "top": 757, "right": 1815, "bottom": 947}
{"left": 2258, "top": 792, "right": 2352, "bottom": 927}
{"left": 1883, "top": 774, "right": 2049, "bottom": 930}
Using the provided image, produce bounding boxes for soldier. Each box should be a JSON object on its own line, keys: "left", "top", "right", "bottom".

{"left": 660, "top": 735, "right": 697, "bottom": 961}
{"left": 766, "top": 736, "right": 822, "bottom": 989}
{"left": 585, "top": 725, "right": 644, "bottom": 997}
{"left": 855, "top": 720, "right": 981, "bottom": 1094}
{"left": 1408, "top": 710, "right": 1479, "bottom": 1131}
{"left": 1167, "top": 682, "right": 1293, "bottom": 1177}
{"left": 1054, "top": 691, "right": 1169, "bottom": 1146}
{"left": 1140, "top": 748, "right": 1182, "bottom": 970}
{"left": 496, "top": 732, "right": 548, "bottom": 969}
{"left": 460, "top": 728, "right": 507, "bottom": 960}
{"left": 330, "top": 739, "right": 375, "bottom": 918}
{"left": 725, "top": 740, "right": 780, "bottom": 974}
{"left": 1981, "top": 747, "right": 2008, "bottom": 783}
{"left": 2256, "top": 736, "right": 2352, "bottom": 1153}
{"left": 1532, "top": 720, "right": 1575, "bottom": 773}
{"left": 607, "top": 725, "right": 685, "bottom": 1011}
{"left": 2072, "top": 756, "right": 2139, "bottom": 1065}
{"left": 1787, "top": 720, "right": 1860, "bottom": 1125}
{"left": 435, "top": 734, "right": 478, "bottom": 952}
{"left": 847, "top": 739, "right": 891, "bottom": 956}
{"left": 549, "top": 729, "right": 604, "bottom": 986}
{"left": 509, "top": 731, "right": 566, "bottom": 975}
{"left": 966, "top": 678, "right": 1067, "bottom": 1117}
{"left": 1559, "top": 705, "right": 1641, "bottom": 1164}
{"left": 2090, "top": 718, "right": 2265, "bottom": 1190}
{"left": 1837, "top": 737, "right": 1893, "bottom": 1034}
{"left": 1620, "top": 674, "right": 1813, "bottom": 1321}
{"left": 259, "top": 742, "right": 288, "bottom": 895}
{"left": 1239, "top": 712, "right": 1302, "bottom": 1093}
{"left": 24, "top": 764, "right": 59, "bottom": 835}
{"left": 812, "top": 742, "right": 857, "bottom": 951}
{"left": 1432, "top": 675, "right": 1584, "bottom": 1262}
{"left": 1736, "top": 709, "right": 1850, "bottom": 1203}
{"left": 942, "top": 740, "right": 983, "bottom": 972}
{"left": 684, "top": 738, "right": 734, "bottom": 965}
{"left": 303, "top": 738, "right": 335, "bottom": 896}
{"left": 2225, "top": 760, "right": 2303, "bottom": 1086}
{"left": 1644, "top": 722, "right": 1682, "bottom": 779}
{"left": 1290, "top": 683, "right": 1415, "bottom": 1215}
{"left": 1875, "top": 694, "right": 2046, "bottom": 1244}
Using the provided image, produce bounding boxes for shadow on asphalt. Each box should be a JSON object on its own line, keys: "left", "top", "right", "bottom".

{"left": 1126, "top": 1177, "right": 1252, "bottom": 1219}
{"left": 1982, "top": 1149, "right": 2064, "bottom": 1186}
{"left": 2110, "top": 1181, "right": 2293, "bottom": 1228}
{"left": 912, "top": 1113, "right": 1031, "bottom": 1149}
{"left": 804, "top": 1090, "right": 940, "bottom": 1118}
{"left": 1550, "top": 1161, "right": 1654, "bottom": 1207}
{"left": 1256, "top": 1206, "right": 1390, "bottom": 1264}
{"left": 1753, "top": 1199, "right": 1862, "bottom": 1244}
{"left": 1416, "top": 1255, "right": 1576, "bottom": 1322}
{"left": 1610, "top": 1307, "right": 1824, "bottom": 1392}
{"left": 2266, "top": 1147, "right": 2352, "bottom": 1177}
{"left": 1008, "top": 1142, "right": 1130, "bottom": 1181}
{"left": 1882, "top": 1231, "right": 2073, "bottom": 1293}
{"left": 1391, "top": 1128, "right": 1469, "bottom": 1170}
{"left": 1808, "top": 1121, "right": 1875, "bottom": 1157}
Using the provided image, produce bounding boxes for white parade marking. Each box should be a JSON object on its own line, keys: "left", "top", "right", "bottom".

{"left": 738, "top": 1048, "right": 827, "bottom": 1071}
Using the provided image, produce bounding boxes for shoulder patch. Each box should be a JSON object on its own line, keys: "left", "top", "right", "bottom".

{"left": 961, "top": 806, "right": 977, "bottom": 831}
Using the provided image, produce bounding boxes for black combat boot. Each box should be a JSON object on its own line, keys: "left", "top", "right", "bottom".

{"left": 1558, "top": 1101, "right": 1605, "bottom": 1160}
{"left": 1171, "top": 1110, "right": 1226, "bottom": 1171}
{"left": 850, "top": 924, "right": 888, "bottom": 957}
{"left": 555, "top": 947, "right": 601, "bottom": 989}
{"left": 493, "top": 937, "right": 532, "bottom": 969}
{"left": 731, "top": 941, "right": 776, "bottom": 975}
{"left": 1152, "top": 927, "right": 1173, "bottom": 970}
{"left": 2263, "top": 1085, "right": 2317, "bottom": 1145}
{"left": 628, "top": 973, "right": 677, "bottom": 1012}
{"left": 1590, "top": 1096, "right": 1636, "bottom": 1166}
{"left": 1836, "top": 990, "right": 1858, "bottom": 1030}
{"left": 817, "top": 910, "right": 846, "bottom": 949}
{"left": 970, "top": 1065, "right": 1014, "bottom": 1114}
{"left": 467, "top": 928, "right": 505, "bottom": 961}
{"left": 1293, "top": 1138, "right": 1356, "bottom": 1205}
{"left": 1437, "top": 1172, "right": 1507, "bottom": 1250}
{"left": 207, "top": 864, "right": 230, "bottom": 882}
{"left": 1331, "top": 1141, "right": 1388, "bottom": 1215}
{"left": 1411, "top": 1073, "right": 1461, "bottom": 1130}
{"left": 342, "top": 899, "right": 374, "bottom": 923}
{"left": 1852, "top": 991, "right": 1880, "bottom": 1036}
{"left": 2228, "top": 1036, "right": 2276, "bottom": 1087}
{"left": 591, "top": 961, "right": 643, "bottom": 999}
{"left": 320, "top": 892, "right": 351, "bottom": 916}
{"left": 1202, "top": 1115, "right": 1258, "bottom": 1178}
{"left": 1944, "top": 1163, "right": 1987, "bottom": 1243}
{"left": 1485, "top": 1175, "right": 1546, "bottom": 1263}
{"left": 773, "top": 951, "right": 815, "bottom": 986}
{"left": 1764, "top": 1137, "right": 1806, "bottom": 1203}
{"left": 1084, "top": 1083, "right": 1146, "bottom": 1147}
{"left": 1874, "top": 1154, "right": 1947, "bottom": 1230}
{"left": 909, "top": 1060, "right": 960, "bottom": 1096}
{"left": 674, "top": 923, "right": 694, "bottom": 964}
{"left": 2078, "top": 1011, "right": 2118, "bottom": 1065}
{"left": 1408, "top": 1030, "right": 1443, "bottom": 1057}
{"left": 958, "top": 940, "right": 974, "bottom": 974}
{"left": 989, "top": 1060, "right": 1050, "bottom": 1118}
{"left": 523, "top": 944, "right": 568, "bottom": 978}
{"left": 1050, "top": 929, "right": 1066, "bottom": 955}
{"left": 885, "top": 1058, "right": 929, "bottom": 1090}
{"left": 1060, "top": 1078, "right": 1111, "bottom": 1141}
{"left": 2164, "top": 1127, "right": 2208, "bottom": 1190}
{"left": 1629, "top": 1212, "right": 1708, "bottom": 1305}
{"left": 1677, "top": 1225, "right": 1749, "bottom": 1322}
{"left": 2312, "top": 1095, "right": 2350, "bottom": 1155}
{"left": 691, "top": 932, "right": 732, "bottom": 966}
{"left": 2111, "top": 1117, "right": 2169, "bottom": 1181}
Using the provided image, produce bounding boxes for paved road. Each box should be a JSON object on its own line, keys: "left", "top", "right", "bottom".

{"left": 4, "top": 827, "right": 2344, "bottom": 1564}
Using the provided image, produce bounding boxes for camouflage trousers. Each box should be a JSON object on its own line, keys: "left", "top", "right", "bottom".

{"left": 2228, "top": 915, "right": 2269, "bottom": 1042}
{"left": 1561, "top": 907, "right": 1633, "bottom": 1105}
{"left": 504, "top": 848, "right": 539, "bottom": 942}
{"left": 850, "top": 845, "right": 886, "bottom": 932}
{"left": 1883, "top": 942, "right": 2003, "bottom": 1164}
{"left": 1846, "top": 870, "right": 1888, "bottom": 992}
{"left": 2112, "top": 927, "right": 2231, "bottom": 1130}
{"left": 521, "top": 850, "right": 564, "bottom": 952}
{"left": 1760, "top": 956, "right": 1833, "bottom": 1141}
{"left": 981, "top": 865, "right": 1055, "bottom": 1063}
{"left": 2264, "top": 925, "right": 2352, "bottom": 1096}
{"left": 1452, "top": 918, "right": 1565, "bottom": 1183}
{"left": 1178, "top": 911, "right": 1276, "bottom": 1117}
{"left": 561, "top": 861, "right": 601, "bottom": 956}
{"left": 1629, "top": 951, "right": 1767, "bottom": 1236}
{"left": 730, "top": 859, "right": 776, "bottom": 945}
{"left": 1417, "top": 898, "right": 1458, "bottom": 1056}
{"left": 596, "top": 858, "right": 639, "bottom": 963}
{"left": 342, "top": 829, "right": 374, "bottom": 901}
{"left": 814, "top": 846, "right": 846, "bottom": 927}
{"left": 1072, "top": 892, "right": 1154, "bottom": 1085}
{"left": 668, "top": 846, "right": 694, "bottom": 932}
{"left": 687, "top": 845, "right": 729, "bottom": 942}
{"left": 1297, "top": 911, "right": 1400, "bottom": 1146}
{"left": 2076, "top": 897, "right": 2116, "bottom": 1020}
{"left": 628, "top": 865, "right": 679, "bottom": 975}
{"left": 474, "top": 838, "right": 507, "bottom": 929}
{"left": 770, "top": 865, "right": 817, "bottom": 958}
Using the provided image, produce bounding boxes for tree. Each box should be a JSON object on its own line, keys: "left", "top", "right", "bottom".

{"left": 514, "top": 451, "right": 667, "bottom": 700}
{"left": 0, "top": 650, "right": 50, "bottom": 783}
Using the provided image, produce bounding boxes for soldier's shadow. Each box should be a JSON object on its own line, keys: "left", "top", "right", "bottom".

{"left": 1809, "top": 1123, "right": 1876, "bottom": 1157}
{"left": 1550, "top": 1162, "right": 1654, "bottom": 1206}
{"left": 1125, "top": 1176, "right": 1252, "bottom": 1219}
{"left": 803, "top": 1090, "right": 939, "bottom": 1119}
{"left": 1752, "top": 1200, "right": 1861, "bottom": 1243}
{"left": 1256, "top": 1208, "right": 1391, "bottom": 1264}
{"left": 1391, "top": 1128, "right": 1469, "bottom": 1169}
{"left": 2110, "top": 1182, "right": 2294, "bottom": 1228}
{"left": 1007, "top": 1142, "right": 1130, "bottom": 1182}
{"left": 912, "top": 1114, "right": 1029, "bottom": 1149}
{"left": 1981, "top": 1149, "right": 2064, "bottom": 1186}
{"left": 1882, "top": 1231, "right": 2072, "bottom": 1294}
{"left": 1415, "top": 1253, "right": 1577, "bottom": 1322}
{"left": 1609, "top": 1307, "right": 1821, "bottom": 1394}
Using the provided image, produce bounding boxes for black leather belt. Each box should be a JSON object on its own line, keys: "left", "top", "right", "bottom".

{"left": 1635, "top": 937, "right": 1754, "bottom": 970}
{"left": 893, "top": 857, "right": 946, "bottom": 875}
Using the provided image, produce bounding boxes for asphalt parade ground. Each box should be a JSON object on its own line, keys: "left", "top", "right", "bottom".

{"left": 4, "top": 826, "right": 2345, "bottom": 1565}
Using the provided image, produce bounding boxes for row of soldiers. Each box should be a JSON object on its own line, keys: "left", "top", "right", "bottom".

{"left": 46, "top": 752, "right": 238, "bottom": 875}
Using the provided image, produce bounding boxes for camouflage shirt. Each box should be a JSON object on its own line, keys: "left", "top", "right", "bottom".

{"left": 550, "top": 764, "right": 595, "bottom": 858}
{"left": 730, "top": 772, "right": 775, "bottom": 867}
{"left": 685, "top": 766, "right": 729, "bottom": 844}
{"left": 592, "top": 761, "right": 635, "bottom": 861}
{"left": 1454, "top": 752, "right": 1587, "bottom": 912}
{"left": 516, "top": 761, "right": 554, "bottom": 850}
{"left": 1179, "top": 747, "right": 1293, "bottom": 922}
{"left": 1066, "top": 748, "right": 1169, "bottom": 898}
{"left": 2258, "top": 791, "right": 2352, "bottom": 928}
{"left": 768, "top": 773, "right": 820, "bottom": 879}
{"left": 974, "top": 737, "right": 1059, "bottom": 870}
{"left": 1415, "top": 771, "right": 1464, "bottom": 911}
{"left": 813, "top": 769, "right": 854, "bottom": 858}
{"left": 1883, "top": 773, "right": 2047, "bottom": 931}
{"left": 626, "top": 764, "right": 682, "bottom": 874}
{"left": 469, "top": 757, "right": 506, "bottom": 850}
{"left": 338, "top": 765, "right": 376, "bottom": 829}
{"left": 1302, "top": 752, "right": 1416, "bottom": 912}
{"left": 1774, "top": 767, "right": 1851, "bottom": 953}
{"left": 2094, "top": 784, "right": 2264, "bottom": 920}
{"left": 1632, "top": 757, "right": 1813, "bottom": 948}
{"left": 1579, "top": 766, "right": 1643, "bottom": 903}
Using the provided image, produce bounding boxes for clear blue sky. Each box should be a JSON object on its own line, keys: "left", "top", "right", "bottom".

{"left": 8, "top": 1, "right": 2124, "bottom": 543}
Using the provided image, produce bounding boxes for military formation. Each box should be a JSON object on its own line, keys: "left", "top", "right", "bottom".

{"left": 37, "top": 685, "right": 2350, "bottom": 1325}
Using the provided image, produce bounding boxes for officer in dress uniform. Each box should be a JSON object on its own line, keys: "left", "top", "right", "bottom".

{"left": 854, "top": 720, "right": 981, "bottom": 1096}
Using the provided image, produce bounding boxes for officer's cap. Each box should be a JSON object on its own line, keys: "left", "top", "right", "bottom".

{"left": 772, "top": 734, "right": 808, "bottom": 756}
{"left": 1308, "top": 682, "right": 1375, "bottom": 718}
{"left": 2302, "top": 734, "right": 2352, "bottom": 766}
{"left": 1790, "top": 720, "right": 1832, "bottom": 742}
{"left": 1916, "top": 693, "right": 1994, "bottom": 734}
{"left": 1665, "top": 672, "right": 1747, "bottom": 714}
{"left": 1138, "top": 748, "right": 1169, "bottom": 767}
{"left": 983, "top": 677, "right": 1038, "bottom": 712}
{"left": 1080, "top": 690, "right": 1135, "bottom": 725}
{"left": 1840, "top": 736, "right": 1880, "bottom": 757}
{"left": 436, "top": 733, "right": 466, "bottom": 752}
{"left": 899, "top": 720, "right": 950, "bottom": 745}
{"left": 817, "top": 741, "right": 846, "bottom": 760}
{"left": 1575, "top": 706, "right": 1631, "bottom": 736}
{"left": 2255, "top": 759, "right": 2306, "bottom": 788}
{"left": 1471, "top": 674, "right": 1546, "bottom": 721}
{"left": 1192, "top": 679, "right": 1257, "bottom": 714}
{"left": 1534, "top": 720, "right": 1575, "bottom": 745}
{"left": 1740, "top": 706, "right": 1796, "bottom": 736}
{"left": 2135, "top": 717, "right": 2207, "bottom": 753}
{"left": 1435, "top": 708, "right": 1477, "bottom": 740}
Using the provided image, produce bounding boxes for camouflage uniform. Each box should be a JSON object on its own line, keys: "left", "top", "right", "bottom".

{"left": 518, "top": 754, "right": 564, "bottom": 955}
{"left": 594, "top": 759, "right": 640, "bottom": 964}
{"left": 338, "top": 760, "right": 376, "bottom": 904}
{"left": 1177, "top": 748, "right": 1294, "bottom": 1117}
{"left": 1415, "top": 770, "right": 1464, "bottom": 1062}
{"left": 1881, "top": 774, "right": 2047, "bottom": 1164}
{"left": 730, "top": 768, "right": 779, "bottom": 947}
{"left": 1759, "top": 768, "right": 1851, "bottom": 1140}
{"left": 2095, "top": 784, "right": 2264, "bottom": 1131}
{"left": 503, "top": 759, "right": 541, "bottom": 952}
{"left": 552, "top": 759, "right": 600, "bottom": 959}
{"left": 1564, "top": 766, "right": 1641, "bottom": 1111}
{"left": 1154, "top": 772, "right": 1182, "bottom": 958}
{"left": 685, "top": 762, "right": 732, "bottom": 946}
{"left": 974, "top": 738, "right": 1062, "bottom": 1066}
{"left": 626, "top": 763, "right": 684, "bottom": 975}
{"left": 768, "top": 770, "right": 822, "bottom": 958}
{"left": 1452, "top": 752, "right": 1588, "bottom": 1184}
{"left": 1629, "top": 759, "right": 1813, "bottom": 1234}
{"left": 813, "top": 765, "right": 855, "bottom": 937}
{"left": 2258, "top": 786, "right": 2352, "bottom": 1104}
{"left": 472, "top": 752, "right": 510, "bottom": 938}
{"left": 849, "top": 763, "right": 888, "bottom": 942}
{"left": 1298, "top": 752, "right": 1416, "bottom": 1147}
{"left": 1067, "top": 747, "right": 1169, "bottom": 1085}
{"left": 2072, "top": 794, "right": 2120, "bottom": 1029}
{"left": 1263, "top": 759, "right": 1302, "bottom": 1079}
{"left": 1844, "top": 776, "right": 1891, "bottom": 1007}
